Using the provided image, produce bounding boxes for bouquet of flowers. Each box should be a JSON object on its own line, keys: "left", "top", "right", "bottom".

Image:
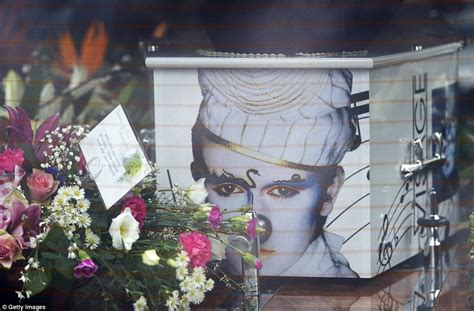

{"left": 0, "top": 106, "right": 262, "bottom": 310}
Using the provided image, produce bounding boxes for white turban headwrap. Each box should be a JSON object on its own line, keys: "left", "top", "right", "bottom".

{"left": 196, "top": 68, "right": 355, "bottom": 169}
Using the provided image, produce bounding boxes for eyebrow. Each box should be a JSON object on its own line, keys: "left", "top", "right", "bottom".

{"left": 270, "top": 174, "right": 318, "bottom": 188}
{"left": 205, "top": 170, "right": 254, "bottom": 189}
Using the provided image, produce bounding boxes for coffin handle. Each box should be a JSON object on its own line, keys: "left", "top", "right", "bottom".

{"left": 400, "top": 132, "right": 446, "bottom": 179}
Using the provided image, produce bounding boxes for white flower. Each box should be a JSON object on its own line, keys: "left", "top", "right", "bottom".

{"left": 62, "top": 186, "right": 73, "bottom": 198}
{"left": 54, "top": 195, "right": 66, "bottom": 206}
{"left": 203, "top": 278, "right": 214, "bottom": 292}
{"left": 166, "top": 291, "right": 179, "bottom": 310}
{"left": 71, "top": 186, "right": 84, "bottom": 200}
{"left": 176, "top": 250, "right": 190, "bottom": 268}
{"left": 16, "top": 291, "right": 25, "bottom": 299}
{"left": 39, "top": 81, "right": 54, "bottom": 106}
{"left": 178, "top": 296, "right": 190, "bottom": 311}
{"left": 19, "top": 273, "right": 30, "bottom": 283}
{"left": 142, "top": 249, "right": 160, "bottom": 266}
{"left": 29, "top": 237, "right": 38, "bottom": 249}
{"left": 179, "top": 277, "right": 192, "bottom": 293}
{"left": 56, "top": 187, "right": 72, "bottom": 199}
{"left": 85, "top": 230, "right": 100, "bottom": 250}
{"left": 133, "top": 295, "right": 148, "bottom": 311}
{"left": 67, "top": 251, "right": 76, "bottom": 259}
{"left": 176, "top": 266, "right": 188, "bottom": 281}
{"left": 191, "top": 267, "right": 206, "bottom": 289}
{"left": 69, "top": 64, "right": 88, "bottom": 89}
{"left": 25, "top": 290, "right": 32, "bottom": 299}
{"left": 30, "top": 260, "right": 40, "bottom": 269}
{"left": 185, "top": 288, "right": 204, "bottom": 305}
{"left": 109, "top": 208, "right": 140, "bottom": 251}
{"left": 77, "top": 213, "right": 91, "bottom": 228}
{"left": 3, "top": 70, "right": 24, "bottom": 107}
{"left": 76, "top": 199, "right": 91, "bottom": 211}
{"left": 185, "top": 178, "right": 208, "bottom": 204}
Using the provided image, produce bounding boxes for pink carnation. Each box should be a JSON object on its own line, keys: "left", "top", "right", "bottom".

{"left": 179, "top": 231, "right": 212, "bottom": 268}
{"left": 121, "top": 196, "right": 147, "bottom": 229}
{"left": 0, "top": 148, "right": 24, "bottom": 174}
{"left": 74, "top": 258, "right": 98, "bottom": 278}
{"left": 246, "top": 218, "right": 257, "bottom": 240}
{"left": 208, "top": 206, "right": 222, "bottom": 230}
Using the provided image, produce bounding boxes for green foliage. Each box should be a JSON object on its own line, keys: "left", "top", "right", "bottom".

{"left": 25, "top": 261, "right": 52, "bottom": 296}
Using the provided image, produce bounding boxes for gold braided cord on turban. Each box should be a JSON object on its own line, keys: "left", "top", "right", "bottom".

{"left": 197, "top": 68, "right": 355, "bottom": 167}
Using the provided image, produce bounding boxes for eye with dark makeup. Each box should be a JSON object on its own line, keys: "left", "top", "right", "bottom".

{"left": 266, "top": 185, "right": 300, "bottom": 198}
{"left": 213, "top": 183, "right": 245, "bottom": 197}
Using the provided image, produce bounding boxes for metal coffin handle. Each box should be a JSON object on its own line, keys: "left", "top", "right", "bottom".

{"left": 400, "top": 132, "right": 446, "bottom": 179}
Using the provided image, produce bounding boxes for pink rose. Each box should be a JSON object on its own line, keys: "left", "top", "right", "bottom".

{"left": 0, "top": 233, "right": 23, "bottom": 269}
{"left": 208, "top": 206, "right": 222, "bottom": 230}
{"left": 27, "top": 169, "right": 59, "bottom": 202}
{"left": 246, "top": 218, "right": 257, "bottom": 240}
{"left": 121, "top": 196, "right": 147, "bottom": 229}
{"left": 0, "top": 148, "right": 24, "bottom": 173}
{"left": 255, "top": 259, "right": 263, "bottom": 270}
{"left": 74, "top": 258, "right": 99, "bottom": 278}
{"left": 179, "top": 231, "right": 212, "bottom": 268}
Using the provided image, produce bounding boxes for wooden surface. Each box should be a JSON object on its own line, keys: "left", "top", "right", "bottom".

{"left": 197, "top": 229, "right": 471, "bottom": 310}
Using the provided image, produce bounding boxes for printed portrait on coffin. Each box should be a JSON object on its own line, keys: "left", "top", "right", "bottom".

{"left": 189, "top": 68, "right": 364, "bottom": 277}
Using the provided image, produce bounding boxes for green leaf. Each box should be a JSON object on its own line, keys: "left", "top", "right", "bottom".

{"left": 42, "top": 225, "right": 68, "bottom": 250}
{"left": 96, "top": 252, "right": 115, "bottom": 260}
{"left": 90, "top": 211, "right": 108, "bottom": 230}
{"left": 54, "top": 256, "right": 75, "bottom": 279}
{"left": 50, "top": 271, "right": 73, "bottom": 294}
{"left": 25, "top": 262, "right": 52, "bottom": 296}
{"left": 17, "top": 143, "right": 39, "bottom": 169}
{"left": 41, "top": 252, "right": 58, "bottom": 259}
{"left": 118, "top": 80, "right": 136, "bottom": 105}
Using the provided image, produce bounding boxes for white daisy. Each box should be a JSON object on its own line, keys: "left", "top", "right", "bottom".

{"left": 176, "top": 250, "right": 189, "bottom": 268}
{"left": 203, "top": 278, "right": 214, "bottom": 292}
{"left": 85, "top": 230, "right": 100, "bottom": 250}
{"left": 176, "top": 266, "right": 188, "bottom": 281}
{"left": 76, "top": 199, "right": 91, "bottom": 211}
{"left": 185, "top": 288, "right": 204, "bottom": 305}
{"left": 133, "top": 295, "right": 148, "bottom": 311}
{"left": 54, "top": 195, "right": 66, "bottom": 206}
{"left": 179, "top": 295, "right": 190, "bottom": 307}
{"left": 77, "top": 213, "right": 91, "bottom": 228}
{"left": 191, "top": 267, "right": 206, "bottom": 289}
{"left": 166, "top": 291, "right": 179, "bottom": 310}
{"left": 71, "top": 186, "right": 84, "bottom": 200}
{"left": 179, "top": 277, "right": 192, "bottom": 293}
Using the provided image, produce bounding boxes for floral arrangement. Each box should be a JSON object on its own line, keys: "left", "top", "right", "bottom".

{"left": 470, "top": 211, "right": 474, "bottom": 301}
{"left": 0, "top": 106, "right": 262, "bottom": 310}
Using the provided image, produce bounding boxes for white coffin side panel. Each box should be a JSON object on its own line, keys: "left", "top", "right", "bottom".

{"left": 149, "top": 45, "right": 461, "bottom": 278}
{"left": 370, "top": 53, "right": 459, "bottom": 276}
{"left": 153, "top": 68, "right": 201, "bottom": 186}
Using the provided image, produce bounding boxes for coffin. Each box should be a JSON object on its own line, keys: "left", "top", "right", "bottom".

{"left": 145, "top": 39, "right": 463, "bottom": 278}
